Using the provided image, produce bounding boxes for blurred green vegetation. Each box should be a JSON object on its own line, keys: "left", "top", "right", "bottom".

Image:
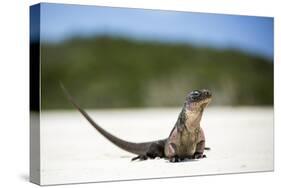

{"left": 41, "top": 36, "right": 273, "bottom": 109}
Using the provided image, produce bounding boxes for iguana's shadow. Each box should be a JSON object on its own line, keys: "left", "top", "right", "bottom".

{"left": 165, "top": 159, "right": 200, "bottom": 163}
{"left": 128, "top": 157, "right": 201, "bottom": 163}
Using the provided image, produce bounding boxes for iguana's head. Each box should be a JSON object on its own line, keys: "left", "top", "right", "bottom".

{"left": 186, "top": 89, "right": 212, "bottom": 110}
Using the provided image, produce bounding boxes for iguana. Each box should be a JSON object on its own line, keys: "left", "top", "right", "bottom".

{"left": 61, "top": 84, "right": 212, "bottom": 162}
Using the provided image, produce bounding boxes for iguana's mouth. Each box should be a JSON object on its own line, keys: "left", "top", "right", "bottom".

{"left": 201, "top": 90, "right": 212, "bottom": 105}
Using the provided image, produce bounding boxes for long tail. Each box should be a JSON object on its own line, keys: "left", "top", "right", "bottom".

{"left": 60, "top": 83, "right": 155, "bottom": 155}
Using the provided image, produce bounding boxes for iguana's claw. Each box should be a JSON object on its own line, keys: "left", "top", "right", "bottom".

{"left": 169, "top": 156, "right": 182, "bottom": 162}
{"left": 131, "top": 155, "right": 148, "bottom": 161}
{"left": 193, "top": 152, "right": 206, "bottom": 159}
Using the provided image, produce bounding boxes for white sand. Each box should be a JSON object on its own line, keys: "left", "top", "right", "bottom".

{"left": 40, "top": 107, "right": 273, "bottom": 185}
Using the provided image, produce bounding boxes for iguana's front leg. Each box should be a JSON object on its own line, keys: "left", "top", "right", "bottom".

{"left": 193, "top": 140, "right": 206, "bottom": 159}
{"left": 193, "top": 128, "right": 206, "bottom": 159}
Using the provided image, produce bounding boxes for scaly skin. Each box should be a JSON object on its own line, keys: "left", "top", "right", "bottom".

{"left": 61, "top": 83, "right": 212, "bottom": 162}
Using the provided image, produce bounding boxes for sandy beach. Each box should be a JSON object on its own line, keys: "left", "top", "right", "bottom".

{"left": 39, "top": 107, "right": 273, "bottom": 185}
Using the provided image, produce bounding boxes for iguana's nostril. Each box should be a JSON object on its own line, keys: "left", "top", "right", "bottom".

{"left": 203, "top": 90, "right": 212, "bottom": 97}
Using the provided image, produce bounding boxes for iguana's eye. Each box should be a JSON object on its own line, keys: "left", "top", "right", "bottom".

{"left": 192, "top": 90, "right": 201, "bottom": 97}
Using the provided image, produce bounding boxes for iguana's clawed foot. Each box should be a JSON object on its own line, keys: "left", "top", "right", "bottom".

{"left": 192, "top": 152, "right": 206, "bottom": 159}
{"left": 131, "top": 155, "right": 148, "bottom": 161}
{"left": 169, "top": 156, "right": 183, "bottom": 163}
{"left": 169, "top": 153, "right": 206, "bottom": 162}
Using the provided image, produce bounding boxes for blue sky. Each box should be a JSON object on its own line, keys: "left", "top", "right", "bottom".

{"left": 39, "top": 3, "right": 273, "bottom": 59}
